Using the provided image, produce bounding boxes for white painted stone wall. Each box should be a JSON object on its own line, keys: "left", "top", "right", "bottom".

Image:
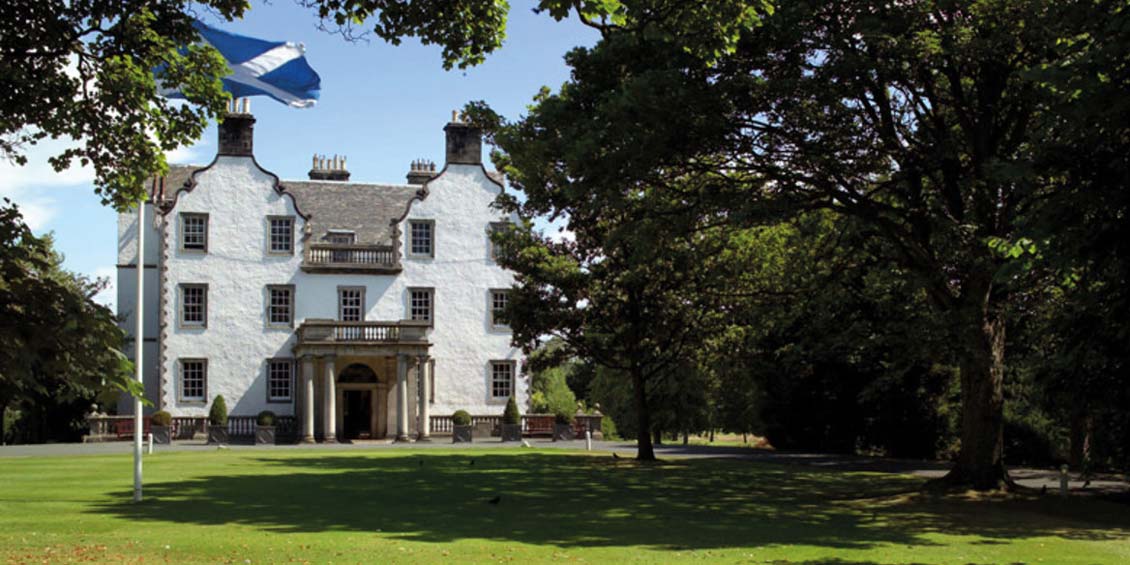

{"left": 116, "top": 203, "right": 162, "bottom": 414}
{"left": 160, "top": 156, "right": 305, "bottom": 417}
{"left": 391, "top": 164, "right": 526, "bottom": 417}
{"left": 151, "top": 155, "right": 524, "bottom": 423}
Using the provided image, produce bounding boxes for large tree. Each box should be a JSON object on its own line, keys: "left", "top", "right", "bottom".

{"left": 0, "top": 201, "right": 139, "bottom": 443}
{"left": 478, "top": 0, "right": 1109, "bottom": 489}
{"left": 1, "top": 0, "right": 509, "bottom": 209}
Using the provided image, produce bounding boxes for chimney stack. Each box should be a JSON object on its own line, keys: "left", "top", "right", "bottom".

{"left": 308, "top": 153, "right": 351, "bottom": 181}
{"left": 406, "top": 159, "right": 438, "bottom": 184}
{"left": 218, "top": 98, "right": 255, "bottom": 157}
{"left": 444, "top": 110, "right": 482, "bottom": 165}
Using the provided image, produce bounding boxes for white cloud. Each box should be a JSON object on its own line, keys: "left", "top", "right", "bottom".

{"left": 0, "top": 136, "right": 205, "bottom": 231}
{"left": 0, "top": 137, "right": 94, "bottom": 230}
{"left": 91, "top": 266, "right": 116, "bottom": 309}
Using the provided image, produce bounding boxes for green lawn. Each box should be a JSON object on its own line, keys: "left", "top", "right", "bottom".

{"left": 1, "top": 448, "right": 1128, "bottom": 564}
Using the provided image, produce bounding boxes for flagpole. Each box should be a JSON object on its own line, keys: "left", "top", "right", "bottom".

{"left": 133, "top": 195, "right": 145, "bottom": 503}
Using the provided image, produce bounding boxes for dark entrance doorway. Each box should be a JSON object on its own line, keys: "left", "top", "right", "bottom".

{"left": 338, "top": 363, "right": 379, "bottom": 440}
{"left": 343, "top": 390, "right": 372, "bottom": 440}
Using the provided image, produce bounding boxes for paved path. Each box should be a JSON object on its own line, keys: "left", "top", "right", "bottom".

{"left": 3, "top": 439, "right": 1126, "bottom": 497}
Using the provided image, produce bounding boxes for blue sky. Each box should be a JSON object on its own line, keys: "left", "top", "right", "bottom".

{"left": 0, "top": 1, "right": 596, "bottom": 307}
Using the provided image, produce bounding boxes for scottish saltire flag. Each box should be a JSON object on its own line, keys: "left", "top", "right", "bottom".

{"left": 160, "top": 20, "right": 321, "bottom": 108}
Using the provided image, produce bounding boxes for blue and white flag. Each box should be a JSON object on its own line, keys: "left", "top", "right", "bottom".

{"left": 160, "top": 20, "right": 321, "bottom": 108}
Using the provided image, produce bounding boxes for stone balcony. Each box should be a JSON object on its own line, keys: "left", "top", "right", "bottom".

{"left": 294, "top": 319, "right": 430, "bottom": 356}
{"left": 301, "top": 243, "right": 401, "bottom": 274}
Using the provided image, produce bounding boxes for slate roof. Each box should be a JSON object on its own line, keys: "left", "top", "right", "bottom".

{"left": 284, "top": 180, "right": 421, "bottom": 245}
{"left": 158, "top": 165, "right": 423, "bottom": 246}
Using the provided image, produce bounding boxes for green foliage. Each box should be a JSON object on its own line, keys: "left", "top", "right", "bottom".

{"left": 256, "top": 410, "right": 276, "bottom": 427}
{"left": 529, "top": 365, "right": 577, "bottom": 419}
{"left": 301, "top": 0, "right": 508, "bottom": 70}
{"left": 554, "top": 412, "right": 573, "bottom": 425}
{"left": 502, "top": 396, "right": 520, "bottom": 425}
{"left": 208, "top": 396, "right": 228, "bottom": 426}
{"left": 600, "top": 415, "right": 619, "bottom": 440}
{"left": 0, "top": 202, "right": 141, "bottom": 444}
{"left": 151, "top": 411, "right": 173, "bottom": 427}
{"left": 3, "top": 0, "right": 509, "bottom": 209}
{"left": 472, "top": 0, "right": 1126, "bottom": 485}
{"left": 451, "top": 410, "right": 472, "bottom": 426}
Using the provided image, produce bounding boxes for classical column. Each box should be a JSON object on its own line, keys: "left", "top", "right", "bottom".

{"left": 323, "top": 355, "right": 337, "bottom": 443}
{"left": 416, "top": 356, "right": 432, "bottom": 442}
{"left": 395, "top": 354, "right": 410, "bottom": 442}
{"left": 302, "top": 356, "right": 315, "bottom": 443}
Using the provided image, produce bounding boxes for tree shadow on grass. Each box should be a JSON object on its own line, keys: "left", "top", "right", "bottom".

{"left": 89, "top": 452, "right": 1130, "bottom": 554}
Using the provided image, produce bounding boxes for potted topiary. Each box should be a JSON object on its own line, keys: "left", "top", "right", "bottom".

{"left": 553, "top": 411, "right": 575, "bottom": 442}
{"left": 150, "top": 410, "right": 173, "bottom": 444}
{"left": 452, "top": 410, "right": 473, "bottom": 443}
{"left": 501, "top": 396, "right": 522, "bottom": 442}
{"left": 255, "top": 410, "right": 276, "bottom": 445}
{"left": 207, "top": 395, "right": 229, "bottom": 445}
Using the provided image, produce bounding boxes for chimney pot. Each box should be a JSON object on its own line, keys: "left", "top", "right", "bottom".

{"left": 308, "top": 153, "right": 350, "bottom": 181}
{"left": 407, "top": 158, "right": 438, "bottom": 184}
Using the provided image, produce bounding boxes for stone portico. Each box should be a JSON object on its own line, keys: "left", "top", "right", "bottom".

{"left": 294, "top": 320, "right": 433, "bottom": 442}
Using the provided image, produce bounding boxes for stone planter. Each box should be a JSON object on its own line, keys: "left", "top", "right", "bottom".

{"left": 255, "top": 425, "right": 276, "bottom": 445}
{"left": 207, "top": 426, "right": 229, "bottom": 445}
{"left": 500, "top": 423, "right": 522, "bottom": 442}
{"left": 150, "top": 425, "right": 172, "bottom": 445}
{"left": 473, "top": 422, "right": 493, "bottom": 438}
{"left": 452, "top": 425, "right": 473, "bottom": 443}
{"left": 553, "top": 423, "right": 575, "bottom": 442}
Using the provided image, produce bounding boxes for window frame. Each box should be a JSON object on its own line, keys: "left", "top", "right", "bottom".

{"left": 489, "top": 360, "right": 516, "bottom": 401}
{"left": 267, "top": 215, "right": 295, "bottom": 255}
{"left": 179, "top": 213, "right": 209, "bottom": 253}
{"left": 407, "top": 219, "right": 435, "bottom": 258}
{"left": 407, "top": 287, "right": 434, "bottom": 326}
{"left": 488, "top": 221, "right": 511, "bottom": 261}
{"left": 489, "top": 288, "right": 511, "bottom": 329}
{"left": 266, "top": 358, "right": 294, "bottom": 403}
{"left": 178, "top": 283, "right": 208, "bottom": 329}
{"left": 178, "top": 358, "right": 208, "bottom": 403}
{"left": 266, "top": 285, "right": 295, "bottom": 328}
{"left": 337, "top": 286, "right": 365, "bottom": 322}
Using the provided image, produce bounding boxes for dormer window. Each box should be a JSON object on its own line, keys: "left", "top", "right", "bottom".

{"left": 327, "top": 230, "right": 355, "bottom": 262}
{"left": 180, "top": 213, "right": 208, "bottom": 252}
{"left": 326, "top": 231, "right": 355, "bottom": 245}
{"left": 408, "top": 220, "right": 434, "bottom": 258}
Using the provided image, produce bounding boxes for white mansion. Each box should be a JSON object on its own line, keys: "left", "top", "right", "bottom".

{"left": 116, "top": 108, "right": 524, "bottom": 442}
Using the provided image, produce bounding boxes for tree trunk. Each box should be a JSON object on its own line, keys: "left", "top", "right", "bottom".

{"left": 1069, "top": 408, "right": 1093, "bottom": 472}
{"left": 632, "top": 365, "right": 656, "bottom": 461}
{"left": 0, "top": 403, "right": 6, "bottom": 446}
{"left": 939, "top": 288, "right": 1012, "bottom": 490}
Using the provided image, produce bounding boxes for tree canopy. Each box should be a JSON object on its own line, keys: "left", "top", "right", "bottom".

{"left": 0, "top": 201, "right": 140, "bottom": 443}
{"left": 1, "top": 0, "right": 510, "bottom": 209}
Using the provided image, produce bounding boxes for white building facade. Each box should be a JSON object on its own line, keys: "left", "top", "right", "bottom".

{"left": 116, "top": 110, "right": 525, "bottom": 442}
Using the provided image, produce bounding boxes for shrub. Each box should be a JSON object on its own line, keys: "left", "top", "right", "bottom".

{"left": 502, "top": 396, "right": 521, "bottom": 425}
{"left": 150, "top": 410, "right": 172, "bottom": 427}
{"left": 530, "top": 365, "right": 577, "bottom": 417}
{"left": 257, "top": 410, "right": 277, "bottom": 427}
{"left": 601, "top": 415, "right": 619, "bottom": 440}
{"left": 452, "top": 410, "right": 472, "bottom": 426}
{"left": 208, "top": 395, "right": 228, "bottom": 426}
